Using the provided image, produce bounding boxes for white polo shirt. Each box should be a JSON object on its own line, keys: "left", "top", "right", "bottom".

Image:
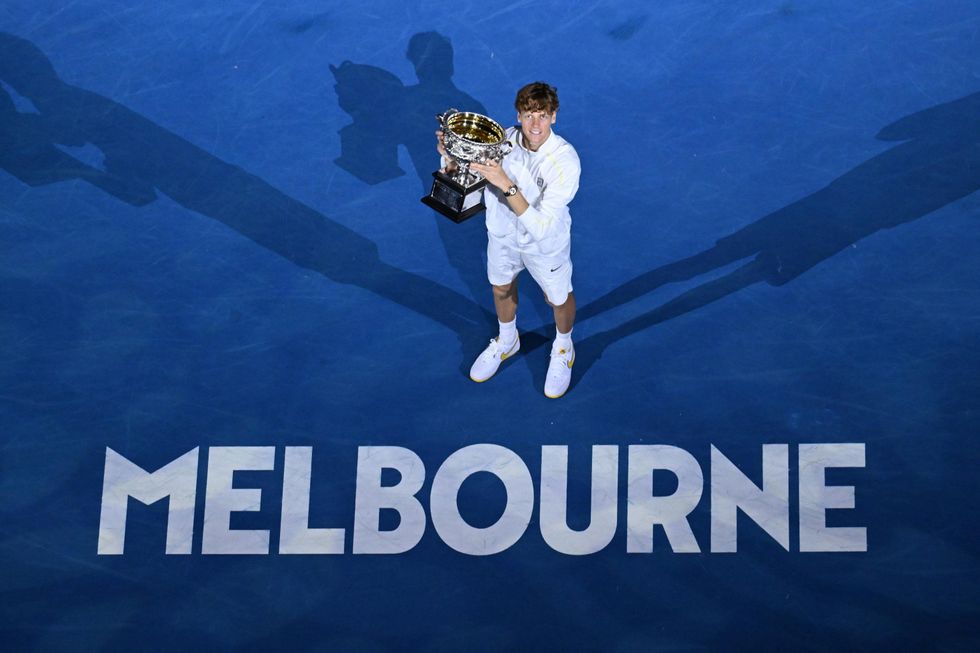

{"left": 484, "top": 126, "right": 581, "bottom": 256}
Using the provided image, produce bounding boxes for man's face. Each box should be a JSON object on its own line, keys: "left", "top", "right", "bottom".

{"left": 517, "top": 108, "right": 556, "bottom": 151}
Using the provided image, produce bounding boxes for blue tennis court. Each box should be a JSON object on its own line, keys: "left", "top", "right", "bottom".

{"left": 2, "top": 1, "right": 979, "bottom": 650}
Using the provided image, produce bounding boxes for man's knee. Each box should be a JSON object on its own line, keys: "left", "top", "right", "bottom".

{"left": 545, "top": 291, "right": 570, "bottom": 308}
{"left": 493, "top": 281, "right": 517, "bottom": 299}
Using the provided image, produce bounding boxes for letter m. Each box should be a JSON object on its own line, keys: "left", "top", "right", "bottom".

{"left": 98, "top": 447, "right": 199, "bottom": 555}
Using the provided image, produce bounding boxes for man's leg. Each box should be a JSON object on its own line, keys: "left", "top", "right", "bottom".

{"left": 470, "top": 278, "right": 522, "bottom": 382}
{"left": 493, "top": 279, "right": 519, "bottom": 323}
{"left": 471, "top": 235, "right": 524, "bottom": 383}
{"left": 523, "top": 242, "right": 576, "bottom": 398}
{"left": 550, "top": 291, "right": 575, "bottom": 334}
{"left": 544, "top": 291, "right": 576, "bottom": 399}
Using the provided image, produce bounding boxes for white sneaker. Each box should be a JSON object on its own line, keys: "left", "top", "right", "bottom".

{"left": 469, "top": 336, "right": 520, "bottom": 382}
{"left": 544, "top": 340, "right": 575, "bottom": 398}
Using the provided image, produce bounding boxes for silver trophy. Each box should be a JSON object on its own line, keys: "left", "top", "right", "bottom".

{"left": 421, "top": 108, "right": 513, "bottom": 223}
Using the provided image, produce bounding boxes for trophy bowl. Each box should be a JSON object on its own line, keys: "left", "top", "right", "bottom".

{"left": 421, "top": 108, "right": 513, "bottom": 223}
{"left": 441, "top": 110, "right": 511, "bottom": 171}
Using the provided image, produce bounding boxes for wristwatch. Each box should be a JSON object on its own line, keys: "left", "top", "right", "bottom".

{"left": 504, "top": 184, "right": 519, "bottom": 197}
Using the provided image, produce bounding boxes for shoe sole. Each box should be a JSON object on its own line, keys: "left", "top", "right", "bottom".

{"left": 544, "top": 352, "right": 575, "bottom": 399}
{"left": 469, "top": 339, "right": 520, "bottom": 383}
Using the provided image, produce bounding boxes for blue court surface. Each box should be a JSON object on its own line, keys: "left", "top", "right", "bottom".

{"left": 2, "top": 1, "right": 979, "bottom": 651}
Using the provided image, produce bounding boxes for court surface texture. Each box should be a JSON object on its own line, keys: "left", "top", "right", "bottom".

{"left": 1, "top": 1, "right": 979, "bottom": 651}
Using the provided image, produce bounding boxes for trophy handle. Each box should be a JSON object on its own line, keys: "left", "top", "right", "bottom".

{"left": 484, "top": 140, "right": 512, "bottom": 163}
{"left": 436, "top": 108, "right": 459, "bottom": 129}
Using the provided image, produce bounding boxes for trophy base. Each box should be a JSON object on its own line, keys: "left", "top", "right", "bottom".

{"left": 421, "top": 171, "right": 487, "bottom": 223}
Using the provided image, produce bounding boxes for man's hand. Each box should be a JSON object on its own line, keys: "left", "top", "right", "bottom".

{"left": 469, "top": 158, "right": 512, "bottom": 192}
{"left": 435, "top": 130, "right": 457, "bottom": 174}
{"left": 435, "top": 129, "right": 447, "bottom": 157}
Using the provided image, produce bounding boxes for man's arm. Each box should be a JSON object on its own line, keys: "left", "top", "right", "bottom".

{"left": 469, "top": 157, "right": 530, "bottom": 215}
{"left": 471, "top": 148, "right": 580, "bottom": 242}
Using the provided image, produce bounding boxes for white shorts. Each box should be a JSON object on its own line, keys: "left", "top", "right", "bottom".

{"left": 487, "top": 233, "right": 573, "bottom": 305}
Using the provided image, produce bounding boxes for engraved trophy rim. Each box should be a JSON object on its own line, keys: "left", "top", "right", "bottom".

{"left": 441, "top": 109, "right": 509, "bottom": 149}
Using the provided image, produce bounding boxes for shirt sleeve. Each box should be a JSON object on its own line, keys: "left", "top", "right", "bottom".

{"left": 517, "top": 146, "right": 581, "bottom": 242}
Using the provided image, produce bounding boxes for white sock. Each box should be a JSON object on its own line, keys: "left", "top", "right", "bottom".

{"left": 498, "top": 318, "right": 518, "bottom": 346}
{"left": 555, "top": 326, "right": 573, "bottom": 348}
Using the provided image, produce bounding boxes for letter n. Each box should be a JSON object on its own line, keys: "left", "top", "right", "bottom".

{"left": 710, "top": 444, "right": 790, "bottom": 552}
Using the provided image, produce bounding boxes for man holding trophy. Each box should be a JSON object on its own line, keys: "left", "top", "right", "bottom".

{"left": 433, "top": 82, "right": 581, "bottom": 398}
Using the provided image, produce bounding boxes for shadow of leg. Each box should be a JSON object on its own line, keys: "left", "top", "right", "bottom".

{"left": 577, "top": 244, "right": 759, "bottom": 322}
{"left": 570, "top": 256, "right": 770, "bottom": 390}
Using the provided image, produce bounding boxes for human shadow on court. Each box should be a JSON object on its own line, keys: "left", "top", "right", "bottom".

{"left": 0, "top": 32, "right": 494, "bottom": 373}
{"left": 330, "top": 31, "right": 503, "bottom": 307}
{"left": 0, "top": 83, "right": 156, "bottom": 206}
{"left": 8, "top": 31, "right": 977, "bottom": 392}
{"left": 565, "top": 90, "right": 980, "bottom": 387}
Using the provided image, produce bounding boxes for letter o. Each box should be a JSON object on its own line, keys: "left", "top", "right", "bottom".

{"left": 430, "top": 444, "right": 533, "bottom": 555}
